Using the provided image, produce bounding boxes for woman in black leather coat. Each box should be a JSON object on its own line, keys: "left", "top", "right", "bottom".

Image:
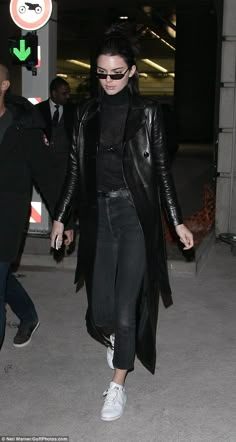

{"left": 51, "top": 25, "right": 193, "bottom": 421}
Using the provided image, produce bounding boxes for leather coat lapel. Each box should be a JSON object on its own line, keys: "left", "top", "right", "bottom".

{"left": 41, "top": 101, "right": 52, "bottom": 141}
{"left": 124, "top": 95, "right": 146, "bottom": 144}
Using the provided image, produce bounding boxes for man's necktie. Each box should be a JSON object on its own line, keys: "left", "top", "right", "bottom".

{"left": 52, "top": 104, "right": 59, "bottom": 125}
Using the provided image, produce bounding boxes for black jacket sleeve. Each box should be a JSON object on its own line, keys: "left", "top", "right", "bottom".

{"left": 150, "top": 102, "right": 183, "bottom": 226}
{"left": 53, "top": 107, "right": 80, "bottom": 224}
{"left": 26, "top": 128, "right": 64, "bottom": 218}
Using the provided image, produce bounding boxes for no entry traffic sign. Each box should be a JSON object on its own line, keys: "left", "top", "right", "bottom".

{"left": 10, "top": 0, "right": 52, "bottom": 31}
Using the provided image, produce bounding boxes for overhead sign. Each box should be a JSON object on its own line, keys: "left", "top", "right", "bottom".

{"left": 9, "top": 0, "right": 52, "bottom": 31}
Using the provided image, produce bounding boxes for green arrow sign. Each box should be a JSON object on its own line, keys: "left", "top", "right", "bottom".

{"left": 13, "top": 39, "right": 31, "bottom": 61}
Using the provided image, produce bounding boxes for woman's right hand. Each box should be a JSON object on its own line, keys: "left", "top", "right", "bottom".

{"left": 50, "top": 220, "right": 65, "bottom": 249}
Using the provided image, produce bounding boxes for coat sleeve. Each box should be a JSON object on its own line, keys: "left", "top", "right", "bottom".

{"left": 53, "top": 107, "right": 80, "bottom": 225}
{"left": 150, "top": 102, "right": 183, "bottom": 226}
{"left": 26, "top": 128, "right": 63, "bottom": 217}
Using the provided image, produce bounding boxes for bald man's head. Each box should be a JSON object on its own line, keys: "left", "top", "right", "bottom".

{"left": 0, "top": 64, "right": 10, "bottom": 82}
{"left": 0, "top": 63, "right": 10, "bottom": 98}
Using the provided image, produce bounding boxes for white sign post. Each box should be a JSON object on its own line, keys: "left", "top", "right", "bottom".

{"left": 9, "top": 0, "right": 57, "bottom": 235}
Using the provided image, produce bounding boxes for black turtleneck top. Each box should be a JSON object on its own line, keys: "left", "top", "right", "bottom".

{"left": 96, "top": 87, "right": 129, "bottom": 192}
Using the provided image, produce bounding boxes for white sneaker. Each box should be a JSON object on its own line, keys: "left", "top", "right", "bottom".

{"left": 101, "top": 382, "right": 127, "bottom": 421}
{"left": 107, "top": 334, "right": 115, "bottom": 369}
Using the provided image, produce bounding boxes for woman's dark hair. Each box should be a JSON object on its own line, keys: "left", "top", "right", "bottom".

{"left": 95, "top": 23, "right": 139, "bottom": 96}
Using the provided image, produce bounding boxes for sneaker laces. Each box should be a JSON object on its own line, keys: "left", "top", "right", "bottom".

{"left": 103, "top": 387, "right": 120, "bottom": 405}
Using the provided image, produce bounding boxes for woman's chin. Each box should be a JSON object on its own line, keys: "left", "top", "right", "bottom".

{"left": 104, "top": 87, "right": 117, "bottom": 94}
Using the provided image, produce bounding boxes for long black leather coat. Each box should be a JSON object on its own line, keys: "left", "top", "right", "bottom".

{"left": 55, "top": 94, "right": 183, "bottom": 374}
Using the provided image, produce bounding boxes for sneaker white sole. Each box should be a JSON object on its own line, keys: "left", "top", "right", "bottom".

{"left": 101, "top": 398, "right": 127, "bottom": 421}
{"left": 101, "top": 412, "right": 124, "bottom": 421}
{"left": 13, "top": 321, "right": 40, "bottom": 348}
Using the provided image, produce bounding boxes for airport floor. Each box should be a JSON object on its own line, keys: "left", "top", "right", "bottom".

{"left": 0, "top": 240, "right": 235, "bottom": 442}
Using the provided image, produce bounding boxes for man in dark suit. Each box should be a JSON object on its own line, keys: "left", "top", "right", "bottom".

{"left": 36, "top": 77, "right": 74, "bottom": 148}
{"left": 36, "top": 77, "right": 75, "bottom": 258}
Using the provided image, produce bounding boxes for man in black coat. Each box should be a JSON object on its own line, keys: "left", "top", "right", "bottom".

{"left": 0, "top": 63, "right": 73, "bottom": 350}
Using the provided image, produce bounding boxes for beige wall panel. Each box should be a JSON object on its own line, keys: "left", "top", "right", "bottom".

{"left": 223, "top": 0, "right": 236, "bottom": 36}
{"left": 215, "top": 177, "right": 231, "bottom": 234}
{"left": 217, "top": 132, "right": 233, "bottom": 173}
{"left": 230, "top": 178, "right": 236, "bottom": 232}
{"left": 219, "top": 87, "right": 234, "bottom": 129}
{"left": 221, "top": 41, "right": 236, "bottom": 83}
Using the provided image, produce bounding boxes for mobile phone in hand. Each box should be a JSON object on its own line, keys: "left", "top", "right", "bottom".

{"left": 54, "top": 235, "right": 61, "bottom": 250}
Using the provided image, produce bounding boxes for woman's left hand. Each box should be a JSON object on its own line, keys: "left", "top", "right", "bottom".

{"left": 175, "top": 224, "right": 194, "bottom": 250}
{"left": 64, "top": 229, "right": 74, "bottom": 246}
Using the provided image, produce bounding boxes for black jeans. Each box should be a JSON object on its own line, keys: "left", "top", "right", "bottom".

{"left": 91, "top": 191, "right": 146, "bottom": 370}
{"left": 0, "top": 262, "right": 38, "bottom": 347}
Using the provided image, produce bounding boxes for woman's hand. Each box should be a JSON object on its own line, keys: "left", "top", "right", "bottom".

{"left": 64, "top": 229, "right": 74, "bottom": 246}
{"left": 50, "top": 220, "right": 65, "bottom": 249}
{"left": 175, "top": 224, "right": 194, "bottom": 250}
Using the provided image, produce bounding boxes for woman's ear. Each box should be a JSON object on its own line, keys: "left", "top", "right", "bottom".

{"left": 129, "top": 65, "right": 137, "bottom": 78}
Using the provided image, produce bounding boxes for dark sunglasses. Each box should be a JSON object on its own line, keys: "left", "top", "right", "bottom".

{"left": 96, "top": 67, "right": 130, "bottom": 80}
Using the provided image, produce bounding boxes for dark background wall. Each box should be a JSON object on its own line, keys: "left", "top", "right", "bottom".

{"left": 175, "top": 0, "right": 223, "bottom": 143}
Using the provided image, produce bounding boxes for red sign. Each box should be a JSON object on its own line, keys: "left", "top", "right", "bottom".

{"left": 10, "top": 0, "right": 52, "bottom": 31}
{"left": 28, "top": 97, "right": 42, "bottom": 104}
{"left": 30, "top": 202, "right": 42, "bottom": 223}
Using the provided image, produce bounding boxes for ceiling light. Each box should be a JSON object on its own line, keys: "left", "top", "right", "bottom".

{"left": 139, "top": 73, "right": 148, "bottom": 78}
{"left": 141, "top": 59, "right": 175, "bottom": 78}
{"left": 143, "top": 5, "right": 152, "bottom": 16}
{"left": 166, "top": 14, "right": 176, "bottom": 39}
{"left": 66, "top": 59, "right": 91, "bottom": 69}
{"left": 57, "top": 73, "right": 68, "bottom": 78}
{"left": 141, "top": 59, "right": 167, "bottom": 73}
{"left": 147, "top": 28, "right": 175, "bottom": 51}
{"left": 119, "top": 16, "right": 128, "bottom": 19}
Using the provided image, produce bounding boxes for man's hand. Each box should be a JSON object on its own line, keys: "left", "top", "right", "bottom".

{"left": 175, "top": 224, "right": 194, "bottom": 250}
